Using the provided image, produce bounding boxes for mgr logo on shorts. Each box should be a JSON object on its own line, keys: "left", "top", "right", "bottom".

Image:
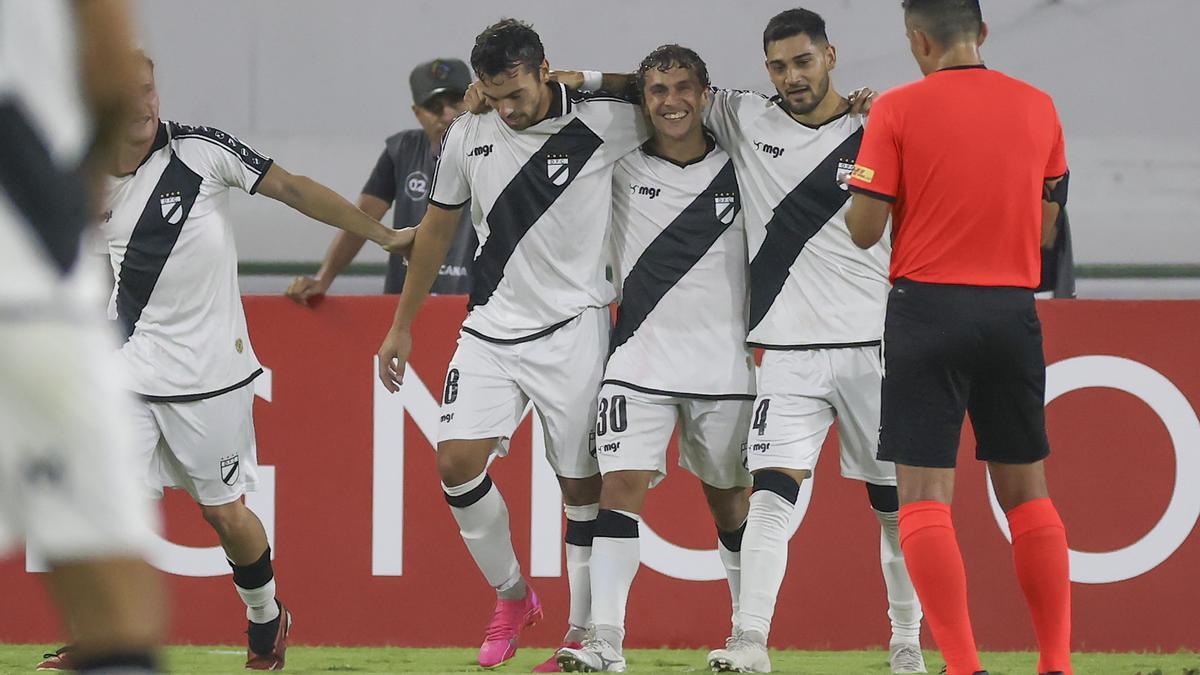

{"left": 219, "top": 454, "right": 240, "bottom": 486}
{"left": 546, "top": 154, "right": 570, "bottom": 186}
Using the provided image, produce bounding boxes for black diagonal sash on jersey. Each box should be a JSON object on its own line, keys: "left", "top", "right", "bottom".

{"left": 610, "top": 160, "right": 741, "bottom": 354}
{"left": 748, "top": 128, "right": 863, "bottom": 331}
{"left": 468, "top": 118, "right": 604, "bottom": 310}
{"left": 114, "top": 154, "right": 202, "bottom": 340}
{"left": 0, "top": 101, "right": 89, "bottom": 275}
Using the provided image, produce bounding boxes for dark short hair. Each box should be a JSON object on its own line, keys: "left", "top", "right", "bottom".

{"left": 762, "top": 8, "right": 828, "bottom": 53}
{"left": 901, "top": 0, "right": 983, "bottom": 46}
{"left": 470, "top": 18, "right": 545, "bottom": 80}
{"left": 636, "top": 44, "right": 710, "bottom": 95}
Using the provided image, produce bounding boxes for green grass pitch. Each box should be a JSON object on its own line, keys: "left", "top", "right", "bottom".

{"left": 3, "top": 645, "right": 1198, "bottom": 674}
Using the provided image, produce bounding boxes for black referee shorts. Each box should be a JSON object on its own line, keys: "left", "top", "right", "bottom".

{"left": 877, "top": 278, "right": 1051, "bottom": 468}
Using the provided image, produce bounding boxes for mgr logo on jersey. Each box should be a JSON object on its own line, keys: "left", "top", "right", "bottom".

{"left": 160, "top": 191, "right": 185, "bottom": 225}
{"left": 714, "top": 192, "right": 737, "bottom": 225}
{"left": 546, "top": 154, "right": 570, "bottom": 187}
{"left": 219, "top": 454, "right": 240, "bottom": 486}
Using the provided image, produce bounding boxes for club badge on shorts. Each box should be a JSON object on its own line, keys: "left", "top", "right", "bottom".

{"left": 220, "top": 454, "right": 240, "bottom": 486}
{"left": 547, "top": 154, "right": 570, "bottom": 186}
{"left": 714, "top": 192, "right": 737, "bottom": 225}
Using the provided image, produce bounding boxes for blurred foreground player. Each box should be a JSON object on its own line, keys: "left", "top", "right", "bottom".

{"left": 846, "top": 1, "right": 1072, "bottom": 674}
{"left": 75, "top": 51, "right": 411, "bottom": 671}
{"left": 555, "top": 45, "right": 753, "bottom": 673}
{"left": 0, "top": 1, "right": 164, "bottom": 673}
{"left": 377, "top": 18, "right": 648, "bottom": 671}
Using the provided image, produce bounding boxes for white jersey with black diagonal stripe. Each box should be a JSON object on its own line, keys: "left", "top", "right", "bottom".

{"left": 429, "top": 82, "right": 648, "bottom": 341}
{"left": 0, "top": 0, "right": 100, "bottom": 311}
{"left": 705, "top": 89, "right": 890, "bottom": 348}
{"left": 604, "top": 142, "right": 754, "bottom": 399}
{"left": 100, "top": 121, "right": 272, "bottom": 399}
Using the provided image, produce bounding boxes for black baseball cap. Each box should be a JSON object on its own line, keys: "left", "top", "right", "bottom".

{"left": 409, "top": 58, "right": 472, "bottom": 106}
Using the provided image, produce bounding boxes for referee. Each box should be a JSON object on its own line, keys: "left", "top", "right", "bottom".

{"left": 286, "top": 59, "right": 476, "bottom": 302}
{"left": 845, "top": 2, "right": 1071, "bottom": 675}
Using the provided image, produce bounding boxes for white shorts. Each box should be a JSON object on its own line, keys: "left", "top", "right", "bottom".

{"left": 0, "top": 318, "right": 158, "bottom": 562}
{"left": 132, "top": 381, "right": 260, "bottom": 506}
{"left": 745, "top": 346, "right": 896, "bottom": 485}
{"left": 594, "top": 384, "right": 753, "bottom": 490}
{"left": 438, "top": 307, "right": 608, "bottom": 479}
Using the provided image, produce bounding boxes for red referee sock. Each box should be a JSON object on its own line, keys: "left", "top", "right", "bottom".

{"left": 1007, "top": 498, "right": 1072, "bottom": 675}
{"left": 898, "top": 501, "right": 981, "bottom": 675}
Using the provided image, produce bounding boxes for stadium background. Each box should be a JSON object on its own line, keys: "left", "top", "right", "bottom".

{"left": 2, "top": 0, "right": 1198, "bottom": 657}
{"left": 134, "top": 0, "right": 1199, "bottom": 274}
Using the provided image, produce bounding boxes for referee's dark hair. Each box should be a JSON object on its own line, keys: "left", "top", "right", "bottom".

{"left": 636, "top": 44, "right": 710, "bottom": 96}
{"left": 471, "top": 18, "right": 545, "bottom": 80}
{"left": 902, "top": 0, "right": 984, "bottom": 46}
{"left": 762, "top": 8, "right": 829, "bottom": 53}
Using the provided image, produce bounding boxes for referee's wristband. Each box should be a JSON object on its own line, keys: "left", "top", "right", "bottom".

{"left": 580, "top": 70, "right": 603, "bottom": 92}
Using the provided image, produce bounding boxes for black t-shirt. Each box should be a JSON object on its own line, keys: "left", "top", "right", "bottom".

{"left": 361, "top": 128, "right": 476, "bottom": 294}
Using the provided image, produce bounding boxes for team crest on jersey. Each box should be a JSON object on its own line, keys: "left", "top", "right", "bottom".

{"left": 714, "top": 192, "right": 737, "bottom": 225}
{"left": 160, "top": 191, "right": 184, "bottom": 224}
{"left": 219, "top": 454, "right": 240, "bottom": 486}
{"left": 546, "top": 154, "right": 570, "bottom": 186}
{"left": 836, "top": 159, "right": 856, "bottom": 191}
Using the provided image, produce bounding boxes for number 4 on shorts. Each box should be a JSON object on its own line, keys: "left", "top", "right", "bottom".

{"left": 752, "top": 399, "right": 770, "bottom": 436}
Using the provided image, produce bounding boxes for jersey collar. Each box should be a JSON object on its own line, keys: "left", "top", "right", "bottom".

{"left": 135, "top": 122, "right": 169, "bottom": 172}
{"left": 935, "top": 63, "right": 988, "bottom": 73}
{"left": 542, "top": 81, "right": 571, "bottom": 120}
{"left": 641, "top": 129, "right": 718, "bottom": 169}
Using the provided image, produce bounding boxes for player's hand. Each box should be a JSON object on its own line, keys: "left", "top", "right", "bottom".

{"left": 549, "top": 70, "right": 584, "bottom": 90}
{"left": 464, "top": 82, "right": 491, "bottom": 115}
{"left": 381, "top": 227, "right": 416, "bottom": 256}
{"left": 848, "top": 87, "right": 877, "bottom": 115}
{"left": 377, "top": 325, "right": 413, "bottom": 393}
{"left": 285, "top": 275, "right": 328, "bottom": 307}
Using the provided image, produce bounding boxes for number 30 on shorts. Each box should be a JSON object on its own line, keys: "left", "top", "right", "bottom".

{"left": 596, "top": 395, "right": 629, "bottom": 436}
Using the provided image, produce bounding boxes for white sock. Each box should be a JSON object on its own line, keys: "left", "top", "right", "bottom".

{"left": 717, "top": 522, "right": 746, "bottom": 634}
{"left": 236, "top": 577, "right": 280, "bottom": 624}
{"left": 875, "top": 508, "right": 923, "bottom": 645}
{"left": 589, "top": 509, "right": 641, "bottom": 651}
{"left": 564, "top": 502, "right": 599, "bottom": 638}
{"left": 737, "top": 489, "right": 795, "bottom": 641}
{"left": 443, "top": 472, "right": 522, "bottom": 595}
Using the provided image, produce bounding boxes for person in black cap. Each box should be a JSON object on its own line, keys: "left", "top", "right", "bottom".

{"left": 287, "top": 58, "right": 476, "bottom": 301}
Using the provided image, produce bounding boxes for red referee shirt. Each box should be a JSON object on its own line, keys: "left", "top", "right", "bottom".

{"left": 847, "top": 65, "right": 1067, "bottom": 287}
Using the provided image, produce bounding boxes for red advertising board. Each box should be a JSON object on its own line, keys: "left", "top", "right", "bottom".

{"left": 2, "top": 297, "right": 1198, "bottom": 652}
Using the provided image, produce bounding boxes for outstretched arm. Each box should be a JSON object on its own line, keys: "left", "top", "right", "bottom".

{"left": 285, "top": 194, "right": 389, "bottom": 305}
{"left": 256, "top": 163, "right": 411, "bottom": 254}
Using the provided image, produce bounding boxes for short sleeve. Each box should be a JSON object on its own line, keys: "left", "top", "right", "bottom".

{"left": 1045, "top": 108, "right": 1067, "bottom": 179}
{"left": 704, "top": 87, "right": 751, "bottom": 148}
{"left": 846, "top": 96, "right": 901, "bottom": 203}
{"left": 361, "top": 147, "right": 397, "bottom": 202}
{"left": 428, "top": 115, "right": 470, "bottom": 209}
{"left": 577, "top": 96, "right": 651, "bottom": 156}
{"left": 169, "top": 123, "right": 273, "bottom": 194}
